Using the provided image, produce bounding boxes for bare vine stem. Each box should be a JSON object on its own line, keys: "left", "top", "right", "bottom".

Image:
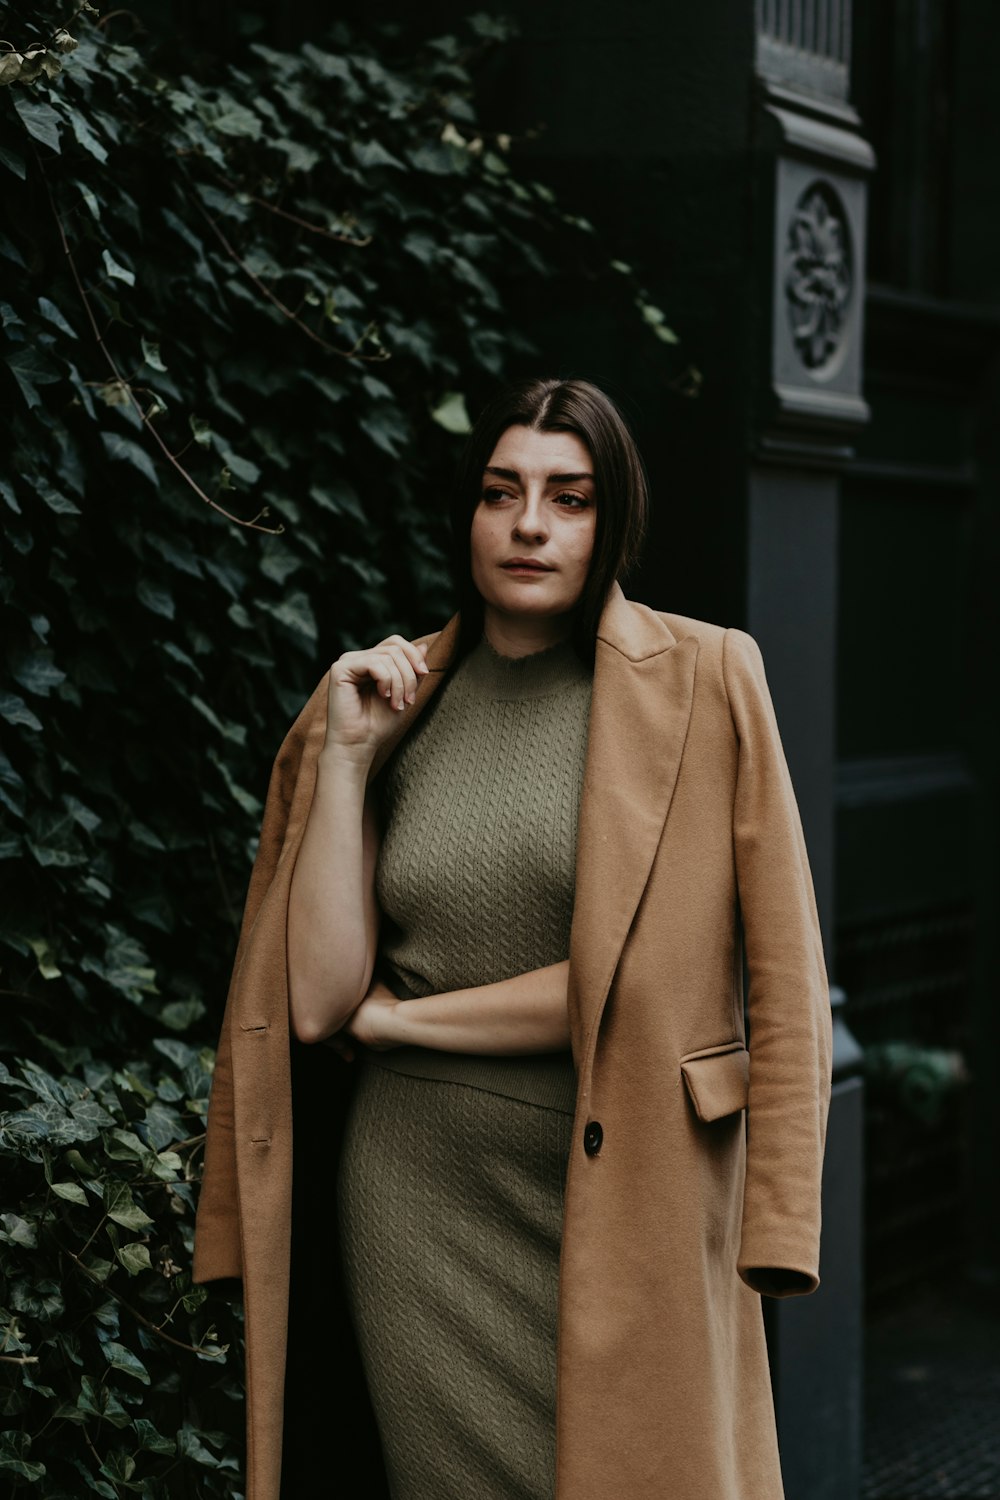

{"left": 211, "top": 171, "right": 373, "bottom": 246}
{"left": 186, "top": 184, "right": 390, "bottom": 362}
{"left": 82, "top": 1422, "right": 124, "bottom": 1499}
{"left": 94, "top": 9, "right": 147, "bottom": 35}
{"left": 56, "top": 1238, "right": 228, "bottom": 1359}
{"left": 41, "top": 167, "right": 282, "bottom": 533}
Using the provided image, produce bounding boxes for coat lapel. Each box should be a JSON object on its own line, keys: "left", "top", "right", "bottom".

{"left": 567, "top": 584, "right": 699, "bottom": 1089}
{"left": 365, "top": 582, "right": 699, "bottom": 1085}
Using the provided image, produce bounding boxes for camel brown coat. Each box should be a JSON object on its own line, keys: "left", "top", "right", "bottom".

{"left": 192, "top": 580, "right": 833, "bottom": 1500}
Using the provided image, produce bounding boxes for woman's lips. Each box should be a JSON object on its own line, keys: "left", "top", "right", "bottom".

{"left": 501, "top": 562, "right": 553, "bottom": 572}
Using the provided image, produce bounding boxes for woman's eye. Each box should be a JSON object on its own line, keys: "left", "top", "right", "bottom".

{"left": 480, "top": 488, "right": 589, "bottom": 508}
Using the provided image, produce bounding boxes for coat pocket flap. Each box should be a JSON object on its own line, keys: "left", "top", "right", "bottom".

{"left": 679, "top": 1044, "right": 750, "bottom": 1122}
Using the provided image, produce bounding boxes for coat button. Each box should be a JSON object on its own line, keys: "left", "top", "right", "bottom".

{"left": 583, "top": 1120, "right": 603, "bottom": 1156}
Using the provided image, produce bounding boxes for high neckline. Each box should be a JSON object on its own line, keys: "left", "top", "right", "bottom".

{"left": 458, "top": 628, "right": 590, "bottom": 700}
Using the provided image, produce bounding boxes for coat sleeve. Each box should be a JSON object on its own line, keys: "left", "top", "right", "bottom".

{"left": 190, "top": 686, "right": 321, "bottom": 1288}
{"left": 721, "top": 628, "right": 833, "bottom": 1298}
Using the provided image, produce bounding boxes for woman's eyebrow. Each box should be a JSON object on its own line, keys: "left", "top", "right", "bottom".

{"left": 483, "top": 465, "right": 595, "bottom": 484}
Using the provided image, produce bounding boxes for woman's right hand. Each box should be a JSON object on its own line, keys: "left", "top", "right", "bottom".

{"left": 324, "top": 633, "right": 431, "bottom": 762}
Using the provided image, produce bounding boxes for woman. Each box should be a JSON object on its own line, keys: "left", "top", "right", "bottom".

{"left": 192, "top": 376, "right": 833, "bottom": 1500}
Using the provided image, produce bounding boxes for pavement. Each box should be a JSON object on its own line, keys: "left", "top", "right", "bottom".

{"left": 861, "top": 1270, "right": 1000, "bottom": 1499}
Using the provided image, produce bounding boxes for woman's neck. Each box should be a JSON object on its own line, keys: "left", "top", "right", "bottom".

{"left": 481, "top": 608, "right": 574, "bottom": 660}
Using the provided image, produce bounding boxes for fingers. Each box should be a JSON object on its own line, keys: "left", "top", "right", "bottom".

{"left": 325, "top": 1033, "right": 355, "bottom": 1063}
{"left": 369, "top": 978, "right": 397, "bottom": 1000}
{"left": 330, "top": 636, "right": 430, "bottom": 713}
{"left": 372, "top": 636, "right": 430, "bottom": 712}
{"left": 378, "top": 634, "right": 430, "bottom": 678}
{"left": 376, "top": 655, "right": 406, "bottom": 711}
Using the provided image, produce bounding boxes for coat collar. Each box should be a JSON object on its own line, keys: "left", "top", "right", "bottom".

{"left": 366, "top": 580, "right": 700, "bottom": 1085}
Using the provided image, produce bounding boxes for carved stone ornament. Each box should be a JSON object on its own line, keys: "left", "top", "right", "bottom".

{"left": 784, "top": 180, "right": 853, "bottom": 372}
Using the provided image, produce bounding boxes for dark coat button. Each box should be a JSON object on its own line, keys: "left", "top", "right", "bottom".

{"left": 583, "top": 1120, "right": 603, "bottom": 1156}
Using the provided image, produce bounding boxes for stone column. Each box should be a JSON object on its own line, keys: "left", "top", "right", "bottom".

{"left": 750, "top": 6, "right": 871, "bottom": 1498}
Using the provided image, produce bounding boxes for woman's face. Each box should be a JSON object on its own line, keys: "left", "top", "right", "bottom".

{"left": 470, "top": 425, "right": 598, "bottom": 640}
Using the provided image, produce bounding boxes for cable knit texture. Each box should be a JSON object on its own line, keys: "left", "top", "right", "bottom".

{"left": 336, "top": 628, "right": 593, "bottom": 1500}
{"left": 366, "top": 626, "right": 594, "bottom": 1114}
{"left": 337, "top": 1067, "right": 573, "bottom": 1500}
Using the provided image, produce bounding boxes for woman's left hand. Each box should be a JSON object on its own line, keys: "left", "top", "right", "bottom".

{"left": 327, "top": 976, "right": 401, "bottom": 1061}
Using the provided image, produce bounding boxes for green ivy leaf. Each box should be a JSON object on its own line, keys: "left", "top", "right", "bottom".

{"left": 140, "top": 337, "right": 167, "bottom": 371}
{"left": 74, "top": 179, "right": 101, "bottom": 220}
{"left": 37, "top": 296, "right": 78, "bottom": 338}
{"left": 9, "top": 648, "right": 66, "bottom": 697}
{"left": 68, "top": 1097, "right": 116, "bottom": 1139}
{"left": 5, "top": 347, "right": 62, "bottom": 409}
{"left": 69, "top": 111, "right": 108, "bottom": 164}
{"left": 135, "top": 578, "right": 175, "bottom": 619}
{"left": 188, "top": 695, "right": 248, "bottom": 744}
{"left": 12, "top": 97, "right": 63, "bottom": 153}
{"left": 408, "top": 141, "right": 465, "bottom": 175}
{"left": 48, "top": 1176, "right": 88, "bottom": 1204}
{"left": 207, "top": 101, "right": 263, "bottom": 140}
{"left": 101, "top": 249, "right": 135, "bottom": 286}
{"left": 26, "top": 806, "right": 86, "bottom": 868}
{"left": 0, "top": 144, "right": 27, "bottom": 179}
{"left": 0, "top": 1214, "right": 38, "bottom": 1248}
{"left": 105, "top": 1128, "right": 147, "bottom": 1160}
{"left": 132, "top": 1417, "right": 176, "bottom": 1455}
{"left": 99, "top": 1449, "right": 137, "bottom": 1483}
{"left": 100, "top": 1340, "right": 150, "bottom": 1384}
{"left": 637, "top": 298, "right": 679, "bottom": 343}
{"left": 103, "top": 1183, "right": 155, "bottom": 1232}
{"left": 0, "top": 691, "right": 42, "bottom": 732}
{"left": 26, "top": 936, "right": 62, "bottom": 979}
{"left": 79, "top": 1254, "right": 114, "bottom": 1284}
{"left": 115, "top": 1241, "right": 152, "bottom": 1275}
{"left": 207, "top": 747, "right": 263, "bottom": 817}
{"left": 259, "top": 590, "right": 318, "bottom": 641}
{"left": 10, "top": 1276, "right": 63, "bottom": 1321}
{"left": 430, "top": 390, "right": 472, "bottom": 434}
{"left": 142, "top": 1100, "right": 184, "bottom": 1151}
{"left": 351, "top": 137, "right": 407, "bottom": 171}
{"left": 273, "top": 137, "right": 320, "bottom": 172}
{"left": 100, "top": 929, "right": 159, "bottom": 1002}
{"left": 19, "top": 1060, "right": 69, "bottom": 1105}
{"left": 177, "top": 1422, "right": 224, "bottom": 1467}
{"left": 220, "top": 449, "right": 261, "bottom": 485}
{"left": 76, "top": 1374, "right": 132, "bottom": 1428}
{"left": 100, "top": 431, "right": 159, "bottom": 488}
{"left": 114, "top": 1067, "right": 157, "bottom": 1102}
{"left": 0, "top": 1429, "right": 46, "bottom": 1481}
{"left": 181, "top": 1282, "right": 209, "bottom": 1312}
{"left": 309, "top": 481, "right": 365, "bottom": 523}
{"left": 36, "top": 481, "right": 82, "bottom": 515}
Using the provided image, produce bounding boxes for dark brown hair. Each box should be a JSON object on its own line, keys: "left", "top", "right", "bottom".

{"left": 446, "top": 376, "right": 650, "bottom": 671}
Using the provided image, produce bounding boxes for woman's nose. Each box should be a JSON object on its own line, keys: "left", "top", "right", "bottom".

{"left": 513, "top": 499, "right": 548, "bottom": 541}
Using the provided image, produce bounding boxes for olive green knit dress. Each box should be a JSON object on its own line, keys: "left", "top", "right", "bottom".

{"left": 335, "top": 628, "right": 593, "bottom": 1500}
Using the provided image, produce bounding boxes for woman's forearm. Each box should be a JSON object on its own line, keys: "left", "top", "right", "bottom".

{"left": 349, "top": 959, "right": 571, "bottom": 1055}
{"left": 287, "top": 745, "right": 377, "bottom": 1042}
